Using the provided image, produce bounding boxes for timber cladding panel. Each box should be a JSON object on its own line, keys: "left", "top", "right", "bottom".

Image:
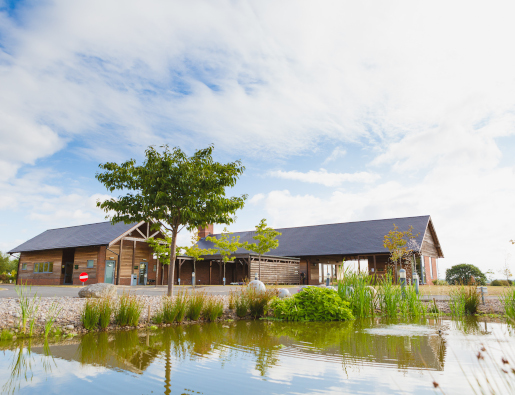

{"left": 17, "top": 249, "right": 63, "bottom": 285}
{"left": 421, "top": 227, "right": 438, "bottom": 257}
{"left": 249, "top": 257, "right": 300, "bottom": 284}
{"left": 73, "top": 246, "right": 100, "bottom": 285}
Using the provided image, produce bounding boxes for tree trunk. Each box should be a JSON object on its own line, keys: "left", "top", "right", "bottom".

{"left": 259, "top": 254, "right": 261, "bottom": 281}
{"left": 193, "top": 259, "right": 196, "bottom": 288}
{"left": 168, "top": 227, "right": 178, "bottom": 297}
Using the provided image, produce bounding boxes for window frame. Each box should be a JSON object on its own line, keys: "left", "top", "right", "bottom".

{"left": 87, "top": 260, "right": 94, "bottom": 269}
{"left": 22, "top": 263, "right": 27, "bottom": 270}
{"left": 34, "top": 262, "right": 53, "bottom": 273}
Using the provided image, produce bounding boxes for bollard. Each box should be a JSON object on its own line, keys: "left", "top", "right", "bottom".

{"left": 178, "top": 278, "right": 181, "bottom": 286}
{"left": 326, "top": 272, "right": 330, "bottom": 287}
{"left": 413, "top": 273, "right": 419, "bottom": 295}
{"left": 399, "top": 269, "right": 406, "bottom": 299}
{"left": 255, "top": 274, "right": 258, "bottom": 281}
{"left": 223, "top": 277, "right": 226, "bottom": 286}
{"left": 192, "top": 272, "right": 195, "bottom": 288}
{"left": 481, "top": 287, "right": 485, "bottom": 305}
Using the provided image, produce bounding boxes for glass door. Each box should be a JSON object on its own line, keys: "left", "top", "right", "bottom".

{"left": 105, "top": 260, "right": 115, "bottom": 284}
{"left": 138, "top": 262, "right": 148, "bottom": 285}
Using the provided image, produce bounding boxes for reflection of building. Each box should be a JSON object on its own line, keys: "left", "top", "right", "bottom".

{"left": 10, "top": 215, "right": 443, "bottom": 286}
{"left": 197, "top": 215, "right": 444, "bottom": 285}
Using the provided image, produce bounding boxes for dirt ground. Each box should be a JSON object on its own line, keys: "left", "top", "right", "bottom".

{"left": 419, "top": 285, "right": 511, "bottom": 296}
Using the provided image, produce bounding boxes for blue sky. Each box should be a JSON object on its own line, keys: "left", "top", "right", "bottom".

{"left": 2, "top": 0, "right": 515, "bottom": 277}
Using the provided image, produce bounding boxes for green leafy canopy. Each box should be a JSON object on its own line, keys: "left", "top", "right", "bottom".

{"left": 206, "top": 228, "right": 243, "bottom": 264}
{"left": 245, "top": 219, "right": 281, "bottom": 256}
{"left": 446, "top": 264, "right": 487, "bottom": 285}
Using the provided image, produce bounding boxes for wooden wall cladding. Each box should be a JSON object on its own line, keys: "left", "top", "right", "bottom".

{"left": 421, "top": 226, "right": 438, "bottom": 257}
{"left": 73, "top": 246, "right": 100, "bottom": 284}
{"left": 249, "top": 257, "right": 300, "bottom": 284}
{"left": 17, "top": 249, "right": 63, "bottom": 285}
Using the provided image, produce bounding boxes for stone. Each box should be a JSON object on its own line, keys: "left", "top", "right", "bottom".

{"left": 278, "top": 288, "right": 290, "bottom": 298}
{"left": 366, "top": 286, "right": 377, "bottom": 297}
{"left": 78, "top": 283, "right": 117, "bottom": 299}
{"left": 248, "top": 280, "right": 266, "bottom": 293}
{"left": 65, "top": 324, "right": 74, "bottom": 330}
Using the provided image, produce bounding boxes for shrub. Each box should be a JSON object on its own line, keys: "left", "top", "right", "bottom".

{"left": 187, "top": 291, "right": 206, "bottom": 321}
{"left": 115, "top": 294, "right": 143, "bottom": 326}
{"left": 203, "top": 297, "right": 224, "bottom": 321}
{"left": 0, "top": 329, "right": 13, "bottom": 341}
{"left": 247, "top": 289, "right": 278, "bottom": 319}
{"left": 491, "top": 279, "right": 510, "bottom": 286}
{"left": 98, "top": 298, "right": 113, "bottom": 329}
{"left": 446, "top": 264, "right": 487, "bottom": 285}
{"left": 338, "top": 269, "right": 376, "bottom": 318}
{"left": 432, "top": 279, "right": 448, "bottom": 286}
{"left": 449, "top": 286, "right": 479, "bottom": 316}
{"left": 81, "top": 300, "right": 100, "bottom": 331}
{"left": 271, "top": 286, "right": 354, "bottom": 321}
{"left": 464, "top": 286, "right": 480, "bottom": 314}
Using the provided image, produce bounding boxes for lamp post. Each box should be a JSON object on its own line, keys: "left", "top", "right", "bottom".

{"left": 413, "top": 273, "right": 419, "bottom": 295}
{"left": 192, "top": 272, "right": 195, "bottom": 288}
{"left": 399, "top": 269, "right": 406, "bottom": 298}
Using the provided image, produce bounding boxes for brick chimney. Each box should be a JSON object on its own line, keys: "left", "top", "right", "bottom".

{"left": 198, "top": 224, "right": 214, "bottom": 238}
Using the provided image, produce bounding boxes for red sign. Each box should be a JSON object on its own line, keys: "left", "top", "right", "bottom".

{"left": 79, "top": 272, "right": 89, "bottom": 283}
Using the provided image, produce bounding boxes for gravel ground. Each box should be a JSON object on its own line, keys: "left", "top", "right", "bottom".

{"left": 0, "top": 295, "right": 235, "bottom": 335}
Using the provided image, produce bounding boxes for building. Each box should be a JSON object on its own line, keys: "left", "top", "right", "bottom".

{"left": 9, "top": 215, "right": 443, "bottom": 286}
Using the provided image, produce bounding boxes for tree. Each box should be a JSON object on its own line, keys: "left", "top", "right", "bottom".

{"left": 500, "top": 253, "right": 512, "bottom": 282}
{"left": 0, "top": 252, "right": 17, "bottom": 274}
{"left": 206, "top": 228, "right": 244, "bottom": 285}
{"left": 96, "top": 145, "right": 247, "bottom": 296}
{"left": 146, "top": 231, "right": 182, "bottom": 286}
{"left": 182, "top": 231, "right": 215, "bottom": 287}
{"left": 445, "top": 264, "right": 487, "bottom": 285}
{"left": 245, "top": 219, "right": 282, "bottom": 281}
{"left": 383, "top": 224, "right": 419, "bottom": 281}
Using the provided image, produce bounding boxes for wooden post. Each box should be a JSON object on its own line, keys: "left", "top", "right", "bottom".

{"left": 132, "top": 240, "right": 136, "bottom": 284}
{"left": 357, "top": 255, "right": 360, "bottom": 272}
{"left": 156, "top": 258, "right": 159, "bottom": 288}
{"left": 116, "top": 239, "right": 123, "bottom": 285}
{"left": 373, "top": 255, "right": 377, "bottom": 283}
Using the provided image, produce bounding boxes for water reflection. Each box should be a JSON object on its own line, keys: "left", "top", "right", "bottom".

{"left": 0, "top": 318, "right": 450, "bottom": 394}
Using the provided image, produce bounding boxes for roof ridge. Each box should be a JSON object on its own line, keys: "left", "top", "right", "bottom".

{"left": 210, "top": 215, "right": 431, "bottom": 236}
{"left": 44, "top": 220, "right": 122, "bottom": 231}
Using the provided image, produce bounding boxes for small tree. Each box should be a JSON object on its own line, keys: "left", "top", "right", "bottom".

{"left": 245, "top": 219, "right": 282, "bottom": 281}
{"left": 500, "top": 254, "right": 512, "bottom": 283}
{"left": 206, "top": 228, "right": 244, "bottom": 285}
{"left": 445, "top": 264, "right": 487, "bottom": 285}
{"left": 383, "top": 224, "right": 419, "bottom": 282}
{"left": 96, "top": 145, "right": 246, "bottom": 296}
{"left": 182, "top": 231, "right": 215, "bottom": 287}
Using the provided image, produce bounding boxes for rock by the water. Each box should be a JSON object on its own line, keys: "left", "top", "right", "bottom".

{"left": 78, "top": 283, "right": 117, "bottom": 299}
{"left": 278, "top": 288, "right": 290, "bottom": 298}
{"left": 65, "top": 324, "right": 74, "bottom": 330}
{"left": 248, "top": 280, "right": 266, "bottom": 293}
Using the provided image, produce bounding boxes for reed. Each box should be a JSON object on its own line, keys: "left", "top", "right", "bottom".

{"left": 98, "top": 298, "right": 113, "bottom": 329}
{"left": 161, "top": 296, "right": 177, "bottom": 324}
{"left": 203, "top": 296, "right": 224, "bottom": 321}
{"left": 377, "top": 271, "right": 402, "bottom": 318}
{"left": 187, "top": 291, "right": 206, "bottom": 321}
{"left": 174, "top": 291, "right": 188, "bottom": 323}
{"left": 500, "top": 287, "right": 515, "bottom": 320}
{"left": 15, "top": 283, "right": 40, "bottom": 335}
{"left": 228, "top": 290, "right": 236, "bottom": 310}
{"left": 0, "top": 329, "right": 13, "bottom": 341}
{"left": 115, "top": 293, "right": 143, "bottom": 326}
{"left": 235, "top": 290, "right": 249, "bottom": 318}
{"left": 400, "top": 285, "right": 426, "bottom": 318}
{"left": 338, "top": 269, "right": 376, "bottom": 318}
{"left": 44, "top": 301, "right": 62, "bottom": 337}
{"left": 449, "top": 287, "right": 466, "bottom": 317}
{"left": 247, "top": 289, "right": 278, "bottom": 319}
{"left": 81, "top": 299, "right": 100, "bottom": 331}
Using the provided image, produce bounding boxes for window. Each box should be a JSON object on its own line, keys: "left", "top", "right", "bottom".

{"left": 34, "top": 262, "right": 53, "bottom": 273}
{"left": 22, "top": 263, "right": 27, "bottom": 270}
{"left": 429, "top": 257, "right": 433, "bottom": 279}
{"left": 87, "top": 260, "right": 94, "bottom": 268}
{"left": 153, "top": 265, "right": 157, "bottom": 272}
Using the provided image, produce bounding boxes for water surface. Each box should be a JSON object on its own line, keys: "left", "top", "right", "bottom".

{"left": 0, "top": 318, "right": 512, "bottom": 394}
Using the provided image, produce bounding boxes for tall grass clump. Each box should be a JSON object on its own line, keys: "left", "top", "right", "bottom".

{"left": 15, "top": 283, "right": 41, "bottom": 335}
{"left": 247, "top": 289, "right": 278, "bottom": 319}
{"left": 44, "top": 301, "right": 62, "bottom": 337}
{"left": 160, "top": 296, "right": 177, "bottom": 324}
{"left": 0, "top": 329, "right": 14, "bottom": 341}
{"left": 203, "top": 296, "right": 224, "bottom": 321}
{"left": 400, "top": 285, "right": 426, "bottom": 318}
{"left": 81, "top": 300, "right": 100, "bottom": 331}
{"left": 464, "top": 286, "right": 480, "bottom": 314}
{"left": 501, "top": 287, "right": 515, "bottom": 320}
{"left": 449, "top": 287, "right": 466, "bottom": 317}
{"left": 228, "top": 290, "right": 237, "bottom": 310}
{"left": 377, "top": 272, "right": 402, "bottom": 318}
{"left": 235, "top": 290, "right": 249, "bottom": 318}
{"left": 115, "top": 294, "right": 143, "bottom": 326}
{"left": 338, "top": 269, "right": 376, "bottom": 318}
{"left": 98, "top": 298, "right": 113, "bottom": 329}
{"left": 187, "top": 291, "right": 206, "bottom": 321}
{"left": 174, "top": 291, "right": 188, "bottom": 323}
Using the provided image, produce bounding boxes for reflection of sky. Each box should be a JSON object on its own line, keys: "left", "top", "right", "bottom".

{"left": 1, "top": 320, "right": 514, "bottom": 394}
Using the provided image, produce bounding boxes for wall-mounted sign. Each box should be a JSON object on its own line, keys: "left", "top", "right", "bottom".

{"left": 74, "top": 265, "right": 78, "bottom": 270}
{"left": 134, "top": 266, "right": 138, "bottom": 270}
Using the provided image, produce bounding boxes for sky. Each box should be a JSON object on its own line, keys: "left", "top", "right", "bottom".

{"left": 1, "top": 0, "right": 515, "bottom": 278}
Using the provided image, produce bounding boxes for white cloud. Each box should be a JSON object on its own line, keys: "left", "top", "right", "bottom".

{"left": 249, "top": 193, "right": 265, "bottom": 204}
{"left": 323, "top": 147, "right": 346, "bottom": 164}
{"left": 270, "top": 169, "right": 380, "bottom": 186}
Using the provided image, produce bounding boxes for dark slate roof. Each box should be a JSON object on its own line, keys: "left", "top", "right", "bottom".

{"left": 8, "top": 221, "right": 139, "bottom": 253}
{"left": 196, "top": 215, "right": 431, "bottom": 258}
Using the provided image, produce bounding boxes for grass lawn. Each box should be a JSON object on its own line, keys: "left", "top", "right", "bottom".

{"left": 419, "top": 285, "right": 511, "bottom": 296}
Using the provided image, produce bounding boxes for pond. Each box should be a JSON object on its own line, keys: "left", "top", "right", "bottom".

{"left": 0, "top": 318, "right": 513, "bottom": 394}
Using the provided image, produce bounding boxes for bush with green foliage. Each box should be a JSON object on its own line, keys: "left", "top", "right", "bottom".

{"left": 449, "top": 286, "right": 480, "bottom": 316}
{"left": 501, "top": 288, "right": 515, "bottom": 320}
{"left": 491, "top": 279, "right": 511, "bottom": 286}
{"left": 432, "top": 279, "right": 448, "bottom": 286}
{"left": 446, "top": 264, "right": 486, "bottom": 285}
{"left": 271, "top": 286, "right": 354, "bottom": 321}
{"left": 0, "top": 252, "right": 17, "bottom": 281}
